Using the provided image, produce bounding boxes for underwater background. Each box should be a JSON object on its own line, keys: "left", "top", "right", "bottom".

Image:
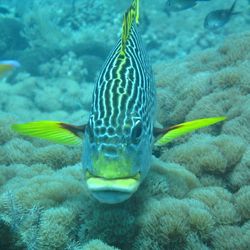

{"left": 0, "top": 0, "right": 250, "bottom": 249}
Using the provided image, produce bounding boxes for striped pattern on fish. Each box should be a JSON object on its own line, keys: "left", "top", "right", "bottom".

{"left": 90, "top": 25, "right": 155, "bottom": 151}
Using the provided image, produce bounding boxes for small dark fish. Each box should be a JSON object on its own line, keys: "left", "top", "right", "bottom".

{"left": 204, "top": 0, "right": 239, "bottom": 30}
{"left": 0, "top": 6, "right": 10, "bottom": 15}
{"left": 165, "top": 0, "right": 210, "bottom": 12}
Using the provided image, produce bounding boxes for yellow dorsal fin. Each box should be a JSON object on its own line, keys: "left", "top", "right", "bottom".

{"left": 120, "top": 0, "right": 140, "bottom": 55}
{"left": 12, "top": 121, "right": 85, "bottom": 145}
{"left": 154, "top": 117, "right": 226, "bottom": 146}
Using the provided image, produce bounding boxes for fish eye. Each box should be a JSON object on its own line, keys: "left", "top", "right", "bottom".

{"left": 131, "top": 119, "right": 143, "bottom": 144}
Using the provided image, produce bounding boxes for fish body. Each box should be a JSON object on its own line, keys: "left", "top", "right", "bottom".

{"left": 0, "top": 60, "right": 20, "bottom": 77}
{"left": 83, "top": 0, "right": 156, "bottom": 203}
{"left": 12, "top": 0, "right": 226, "bottom": 204}
{"left": 204, "top": 0, "right": 238, "bottom": 30}
{"left": 165, "top": 0, "right": 210, "bottom": 12}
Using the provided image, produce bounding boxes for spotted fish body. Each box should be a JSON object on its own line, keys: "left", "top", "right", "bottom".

{"left": 83, "top": 0, "right": 156, "bottom": 203}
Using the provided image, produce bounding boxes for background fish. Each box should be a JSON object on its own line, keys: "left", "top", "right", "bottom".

{"left": 0, "top": 60, "right": 20, "bottom": 77}
{"left": 165, "top": 0, "right": 210, "bottom": 12}
{"left": 204, "top": 0, "right": 239, "bottom": 30}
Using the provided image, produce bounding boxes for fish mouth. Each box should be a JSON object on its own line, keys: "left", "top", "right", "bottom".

{"left": 85, "top": 171, "right": 140, "bottom": 204}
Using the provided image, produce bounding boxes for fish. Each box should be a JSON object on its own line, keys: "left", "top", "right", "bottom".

{"left": 0, "top": 60, "right": 20, "bottom": 77}
{"left": 204, "top": 0, "right": 239, "bottom": 30}
{"left": 165, "top": 0, "right": 210, "bottom": 12}
{"left": 0, "top": 6, "right": 10, "bottom": 15}
{"left": 12, "top": 0, "right": 226, "bottom": 204}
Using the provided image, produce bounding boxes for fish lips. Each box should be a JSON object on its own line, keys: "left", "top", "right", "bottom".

{"left": 85, "top": 172, "right": 140, "bottom": 204}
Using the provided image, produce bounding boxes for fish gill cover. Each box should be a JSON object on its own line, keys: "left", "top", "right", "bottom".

{"left": 0, "top": 0, "right": 250, "bottom": 249}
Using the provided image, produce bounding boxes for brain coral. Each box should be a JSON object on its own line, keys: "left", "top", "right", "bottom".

{"left": 133, "top": 197, "right": 214, "bottom": 249}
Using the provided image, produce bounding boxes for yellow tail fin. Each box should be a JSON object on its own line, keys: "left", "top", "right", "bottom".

{"left": 155, "top": 117, "right": 226, "bottom": 146}
{"left": 12, "top": 121, "right": 84, "bottom": 145}
{"left": 120, "top": 0, "right": 140, "bottom": 55}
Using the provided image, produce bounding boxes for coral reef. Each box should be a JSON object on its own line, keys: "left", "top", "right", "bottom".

{"left": 133, "top": 197, "right": 215, "bottom": 249}
{"left": 0, "top": 17, "right": 28, "bottom": 55}
{"left": 1, "top": 0, "right": 250, "bottom": 249}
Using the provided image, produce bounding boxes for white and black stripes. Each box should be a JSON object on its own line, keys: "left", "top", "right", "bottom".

{"left": 89, "top": 23, "right": 155, "bottom": 145}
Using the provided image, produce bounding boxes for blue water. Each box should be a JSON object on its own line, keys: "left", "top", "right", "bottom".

{"left": 0, "top": 0, "right": 250, "bottom": 249}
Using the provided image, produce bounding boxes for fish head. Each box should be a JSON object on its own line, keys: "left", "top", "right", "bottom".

{"left": 82, "top": 113, "right": 152, "bottom": 204}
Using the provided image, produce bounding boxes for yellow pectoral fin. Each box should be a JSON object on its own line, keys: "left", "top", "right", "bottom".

{"left": 12, "top": 121, "right": 85, "bottom": 145}
{"left": 155, "top": 116, "right": 226, "bottom": 146}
